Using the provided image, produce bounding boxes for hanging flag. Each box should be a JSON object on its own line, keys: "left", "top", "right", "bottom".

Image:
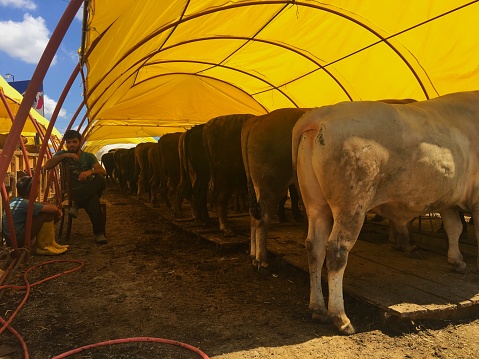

{"left": 9, "top": 80, "right": 45, "bottom": 117}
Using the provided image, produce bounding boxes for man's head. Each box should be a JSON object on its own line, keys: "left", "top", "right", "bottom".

{"left": 16, "top": 176, "right": 33, "bottom": 197}
{"left": 63, "top": 130, "right": 82, "bottom": 153}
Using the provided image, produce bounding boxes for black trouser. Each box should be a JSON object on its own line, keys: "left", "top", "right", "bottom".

{"left": 71, "top": 175, "right": 106, "bottom": 235}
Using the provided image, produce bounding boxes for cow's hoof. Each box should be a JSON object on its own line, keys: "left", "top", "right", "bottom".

{"left": 452, "top": 261, "right": 467, "bottom": 274}
{"left": 332, "top": 316, "right": 355, "bottom": 335}
{"left": 339, "top": 322, "right": 356, "bottom": 335}
{"left": 311, "top": 310, "right": 330, "bottom": 323}
{"left": 406, "top": 248, "right": 424, "bottom": 260}
{"left": 258, "top": 266, "right": 270, "bottom": 279}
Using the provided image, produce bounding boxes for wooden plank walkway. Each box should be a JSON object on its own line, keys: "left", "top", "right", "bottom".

{"left": 144, "top": 201, "right": 479, "bottom": 322}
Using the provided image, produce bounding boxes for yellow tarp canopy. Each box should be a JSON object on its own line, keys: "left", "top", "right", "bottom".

{"left": 83, "top": 1, "right": 479, "bottom": 141}
{"left": 0, "top": 75, "right": 62, "bottom": 144}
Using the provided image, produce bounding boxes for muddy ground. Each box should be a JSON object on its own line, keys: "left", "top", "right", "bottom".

{"left": 1, "top": 183, "right": 479, "bottom": 358}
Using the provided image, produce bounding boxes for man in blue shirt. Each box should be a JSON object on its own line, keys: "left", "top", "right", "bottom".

{"left": 45, "top": 130, "right": 108, "bottom": 244}
{"left": 2, "top": 176, "right": 64, "bottom": 251}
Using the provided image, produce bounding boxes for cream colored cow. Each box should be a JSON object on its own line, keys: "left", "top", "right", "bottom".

{"left": 292, "top": 91, "right": 479, "bottom": 334}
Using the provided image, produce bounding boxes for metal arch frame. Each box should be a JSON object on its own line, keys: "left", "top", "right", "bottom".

{"left": 139, "top": 59, "right": 299, "bottom": 105}
{"left": 87, "top": 70, "right": 270, "bottom": 125}
{"left": 86, "top": 34, "right": 355, "bottom": 121}
{"left": 79, "top": 0, "right": 468, "bottom": 117}
{"left": 88, "top": 56, "right": 301, "bottom": 119}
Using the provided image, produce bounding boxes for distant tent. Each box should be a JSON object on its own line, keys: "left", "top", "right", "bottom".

{"left": 0, "top": 75, "right": 62, "bottom": 145}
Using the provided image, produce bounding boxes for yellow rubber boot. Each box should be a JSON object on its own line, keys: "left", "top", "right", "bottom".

{"left": 51, "top": 232, "right": 69, "bottom": 249}
{"left": 34, "top": 221, "right": 67, "bottom": 255}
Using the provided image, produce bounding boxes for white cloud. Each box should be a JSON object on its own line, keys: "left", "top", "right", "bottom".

{"left": 0, "top": 0, "right": 36, "bottom": 10}
{"left": 43, "top": 94, "right": 67, "bottom": 119}
{"left": 60, "top": 44, "right": 79, "bottom": 63}
{"left": 0, "top": 13, "right": 56, "bottom": 65}
{"left": 75, "top": 5, "right": 84, "bottom": 22}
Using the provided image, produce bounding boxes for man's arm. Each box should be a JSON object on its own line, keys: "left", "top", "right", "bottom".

{"left": 78, "top": 162, "right": 107, "bottom": 181}
{"left": 44, "top": 152, "right": 79, "bottom": 170}
{"left": 92, "top": 162, "right": 107, "bottom": 176}
{"left": 40, "top": 203, "right": 63, "bottom": 216}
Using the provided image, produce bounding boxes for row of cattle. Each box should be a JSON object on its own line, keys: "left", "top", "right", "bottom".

{"left": 101, "top": 91, "right": 479, "bottom": 334}
{"left": 101, "top": 110, "right": 307, "bottom": 264}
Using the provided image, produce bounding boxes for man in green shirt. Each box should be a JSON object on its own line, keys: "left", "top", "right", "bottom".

{"left": 45, "top": 130, "right": 108, "bottom": 244}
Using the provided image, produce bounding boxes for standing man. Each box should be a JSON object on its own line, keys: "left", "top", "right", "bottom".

{"left": 45, "top": 130, "right": 108, "bottom": 244}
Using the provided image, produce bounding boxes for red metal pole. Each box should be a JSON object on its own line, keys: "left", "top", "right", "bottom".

{"left": 0, "top": 0, "right": 84, "bottom": 182}
{"left": 0, "top": 0, "right": 84, "bottom": 250}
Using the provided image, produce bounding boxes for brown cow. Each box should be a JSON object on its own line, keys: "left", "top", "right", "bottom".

{"left": 178, "top": 124, "right": 211, "bottom": 225}
{"left": 101, "top": 150, "right": 116, "bottom": 182}
{"left": 241, "top": 108, "right": 310, "bottom": 271}
{"left": 113, "top": 148, "right": 128, "bottom": 191}
{"left": 134, "top": 142, "right": 156, "bottom": 198}
{"left": 203, "top": 114, "right": 254, "bottom": 236}
{"left": 147, "top": 143, "right": 163, "bottom": 207}
{"left": 177, "top": 131, "right": 192, "bottom": 205}
{"left": 159, "top": 132, "right": 183, "bottom": 217}
{"left": 114, "top": 148, "right": 137, "bottom": 194}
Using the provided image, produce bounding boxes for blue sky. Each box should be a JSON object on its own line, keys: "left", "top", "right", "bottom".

{"left": 0, "top": 0, "right": 84, "bottom": 134}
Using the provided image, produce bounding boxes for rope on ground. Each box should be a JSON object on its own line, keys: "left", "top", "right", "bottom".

{"left": 0, "top": 259, "right": 84, "bottom": 359}
{"left": 51, "top": 337, "right": 211, "bottom": 358}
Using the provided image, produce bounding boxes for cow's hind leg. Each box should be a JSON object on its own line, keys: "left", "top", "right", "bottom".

{"left": 253, "top": 198, "right": 274, "bottom": 276}
{"left": 326, "top": 214, "right": 364, "bottom": 334}
{"left": 305, "top": 207, "right": 332, "bottom": 323}
{"left": 296, "top": 131, "right": 332, "bottom": 323}
{"left": 289, "top": 184, "right": 304, "bottom": 222}
{"left": 388, "top": 220, "right": 422, "bottom": 259}
{"left": 250, "top": 215, "right": 272, "bottom": 278}
{"left": 441, "top": 209, "right": 466, "bottom": 273}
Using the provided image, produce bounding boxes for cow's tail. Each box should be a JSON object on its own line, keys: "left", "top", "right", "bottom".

{"left": 291, "top": 108, "right": 320, "bottom": 175}
{"left": 178, "top": 130, "right": 192, "bottom": 201}
{"left": 242, "top": 117, "right": 262, "bottom": 220}
{"left": 202, "top": 122, "right": 216, "bottom": 205}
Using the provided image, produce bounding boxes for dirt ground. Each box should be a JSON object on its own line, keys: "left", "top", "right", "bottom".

{"left": 1, "top": 183, "right": 479, "bottom": 358}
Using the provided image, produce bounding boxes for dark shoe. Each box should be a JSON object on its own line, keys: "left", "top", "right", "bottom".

{"left": 68, "top": 203, "right": 78, "bottom": 219}
{"left": 94, "top": 234, "right": 108, "bottom": 244}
